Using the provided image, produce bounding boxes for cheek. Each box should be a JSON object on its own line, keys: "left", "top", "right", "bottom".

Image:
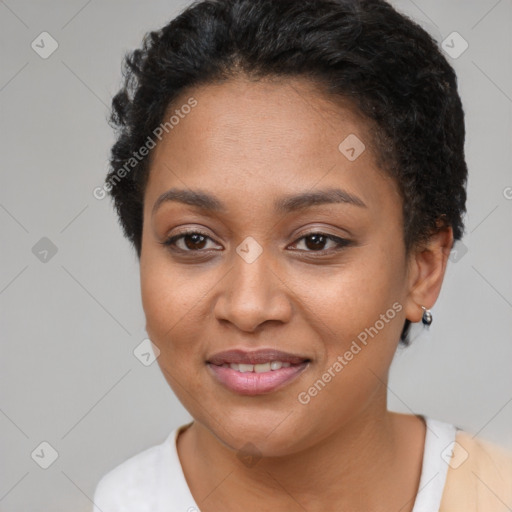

{"left": 301, "top": 251, "right": 403, "bottom": 332}
{"left": 302, "top": 249, "right": 406, "bottom": 391}
{"left": 140, "top": 257, "right": 203, "bottom": 353}
{"left": 141, "top": 263, "right": 208, "bottom": 404}
{"left": 141, "top": 246, "right": 205, "bottom": 318}
{"left": 293, "top": 267, "right": 403, "bottom": 434}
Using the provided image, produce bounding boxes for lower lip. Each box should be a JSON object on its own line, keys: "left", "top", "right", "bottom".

{"left": 207, "top": 362, "right": 309, "bottom": 395}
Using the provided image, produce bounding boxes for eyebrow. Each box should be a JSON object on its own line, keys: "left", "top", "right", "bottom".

{"left": 151, "top": 187, "right": 367, "bottom": 216}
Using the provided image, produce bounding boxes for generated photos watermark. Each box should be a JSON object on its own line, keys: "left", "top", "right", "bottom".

{"left": 297, "top": 301, "right": 403, "bottom": 405}
{"left": 93, "top": 96, "right": 198, "bottom": 200}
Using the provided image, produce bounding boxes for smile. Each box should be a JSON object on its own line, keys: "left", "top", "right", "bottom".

{"left": 206, "top": 348, "right": 311, "bottom": 395}
{"left": 219, "top": 361, "right": 292, "bottom": 372}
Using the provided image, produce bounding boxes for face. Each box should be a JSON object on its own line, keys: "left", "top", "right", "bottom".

{"left": 140, "top": 76, "right": 414, "bottom": 456}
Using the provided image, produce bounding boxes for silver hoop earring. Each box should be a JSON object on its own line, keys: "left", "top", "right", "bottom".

{"left": 421, "top": 306, "right": 433, "bottom": 326}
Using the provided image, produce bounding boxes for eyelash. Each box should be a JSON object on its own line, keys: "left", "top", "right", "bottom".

{"left": 160, "top": 229, "right": 352, "bottom": 255}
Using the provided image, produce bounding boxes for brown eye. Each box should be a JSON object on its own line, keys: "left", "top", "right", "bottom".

{"left": 303, "top": 234, "right": 329, "bottom": 251}
{"left": 160, "top": 230, "right": 351, "bottom": 255}
{"left": 182, "top": 233, "right": 208, "bottom": 250}
{"left": 290, "top": 232, "right": 351, "bottom": 253}
{"left": 161, "top": 231, "right": 219, "bottom": 252}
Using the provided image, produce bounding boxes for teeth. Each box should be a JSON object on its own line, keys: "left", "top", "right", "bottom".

{"left": 254, "top": 362, "right": 271, "bottom": 373}
{"left": 225, "top": 361, "right": 295, "bottom": 373}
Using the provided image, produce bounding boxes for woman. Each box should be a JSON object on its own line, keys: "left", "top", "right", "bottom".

{"left": 93, "top": 0, "right": 512, "bottom": 510}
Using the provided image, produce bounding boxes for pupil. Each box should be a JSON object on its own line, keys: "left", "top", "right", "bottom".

{"left": 306, "top": 234, "right": 326, "bottom": 251}
{"left": 185, "top": 234, "right": 206, "bottom": 250}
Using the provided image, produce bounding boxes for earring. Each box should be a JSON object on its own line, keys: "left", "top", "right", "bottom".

{"left": 421, "top": 306, "right": 433, "bottom": 326}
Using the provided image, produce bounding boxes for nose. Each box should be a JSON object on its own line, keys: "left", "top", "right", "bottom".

{"left": 213, "top": 247, "right": 293, "bottom": 333}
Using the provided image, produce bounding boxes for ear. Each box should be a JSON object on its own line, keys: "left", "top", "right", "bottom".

{"left": 403, "top": 226, "right": 454, "bottom": 323}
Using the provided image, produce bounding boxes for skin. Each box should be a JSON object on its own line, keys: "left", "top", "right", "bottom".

{"left": 139, "top": 76, "right": 453, "bottom": 512}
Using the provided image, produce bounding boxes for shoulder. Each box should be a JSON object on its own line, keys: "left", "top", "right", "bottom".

{"left": 92, "top": 433, "right": 173, "bottom": 512}
{"left": 440, "top": 429, "right": 512, "bottom": 511}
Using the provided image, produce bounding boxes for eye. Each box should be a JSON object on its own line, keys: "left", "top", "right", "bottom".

{"left": 160, "top": 229, "right": 351, "bottom": 255}
{"left": 160, "top": 230, "right": 220, "bottom": 252}
{"left": 289, "top": 231, "right": 351, "bottom": 253}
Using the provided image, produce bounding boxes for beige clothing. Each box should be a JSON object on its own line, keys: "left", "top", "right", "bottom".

{"left": 440, "top": 430, "right": 512, "bottom": 511}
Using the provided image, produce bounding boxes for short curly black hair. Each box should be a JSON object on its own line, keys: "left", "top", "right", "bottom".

{"left": 103, "top": 0, "right": 468, "bottom": 346}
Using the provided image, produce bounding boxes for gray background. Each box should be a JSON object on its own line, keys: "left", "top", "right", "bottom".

{"left": 1, "top": 1, "right": 511, "bottom": 511}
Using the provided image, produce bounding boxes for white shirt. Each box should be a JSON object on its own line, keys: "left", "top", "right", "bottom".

{"left": 92, "top": 415, "right": 457, "bottom": 512}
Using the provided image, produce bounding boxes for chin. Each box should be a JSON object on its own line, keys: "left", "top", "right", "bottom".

{"left": 204, "top": 411, "right": 309, "bottom": 457}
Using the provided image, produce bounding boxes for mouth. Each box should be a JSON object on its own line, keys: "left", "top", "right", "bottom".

{"left": 206, "top": 349, "right": 311, "bottom": 395}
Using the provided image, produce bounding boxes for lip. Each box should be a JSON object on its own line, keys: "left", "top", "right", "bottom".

{"left": 206, "top": 348, "right": 311, "bottom": 396}
{"left": 207, "top": 348, "right": 310, "bottom": 366}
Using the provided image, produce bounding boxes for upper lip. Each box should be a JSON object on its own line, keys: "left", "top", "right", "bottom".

{"left": 207, "top": 349, "right": 310, "bottom": 366}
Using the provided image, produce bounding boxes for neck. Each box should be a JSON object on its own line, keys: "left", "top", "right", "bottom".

{"left": 177, "top": 395, "right": 424, "bottom": 512}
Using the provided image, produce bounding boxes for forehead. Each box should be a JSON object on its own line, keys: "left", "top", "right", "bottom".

{"left": 144, "top": 77, "right": 401, "bottom": 216}
{"left": 158, "top": 77, "right": 369, "bottom": 158}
